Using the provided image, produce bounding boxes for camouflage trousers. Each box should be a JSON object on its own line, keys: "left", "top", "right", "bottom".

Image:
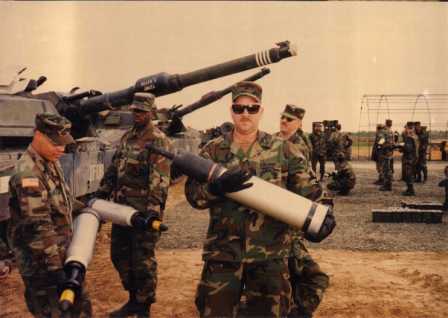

{"left": 22, "top": 275, "right": 92, "bottom": 318}
{"left": 402, "top": 159, "right": 416, "bottom": 185}
{"left": 381, "top": 157, "right": 393, "bottom": 186}
{"left": 289, "top": 238, "right": 329, "bottom": 317}
{"left": 196, "top": 259, "right": 291, "bottom": 318}
{"left": 111, "top": 224, "right": 160, "bottom": 305}
{"left": 311, "top": 155, "right": 326, "bottom": 178}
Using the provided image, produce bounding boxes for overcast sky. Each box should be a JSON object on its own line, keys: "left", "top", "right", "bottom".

{"left": 1, "top": 2, "right": 447, "bottom": 132}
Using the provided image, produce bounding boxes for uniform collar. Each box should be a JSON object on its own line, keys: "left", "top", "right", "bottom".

{"left": 27, "top": 144, "right": 50, "bottom": 171}
{"left": 131, "top": 121, "right": 154, "bottom": 138}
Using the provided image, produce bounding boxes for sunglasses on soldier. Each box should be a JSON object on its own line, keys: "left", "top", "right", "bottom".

{"left": 281, "top": 115, "right": 294, "bottom": 122}
{"left": 231, "top": 103, "right": 261, "bottom": 114}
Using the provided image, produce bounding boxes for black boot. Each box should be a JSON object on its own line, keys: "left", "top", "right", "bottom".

{"left": 379, "top": 182, "right": 392, "bottom": 191}
{"left": 423, "top": 167, "right": 428, "bottom": 183}
{"left": 402, "top": 184, "right": 415, "bottom": 196}
{"left": 110, "top": 291, "right": 145, "bottom": 317}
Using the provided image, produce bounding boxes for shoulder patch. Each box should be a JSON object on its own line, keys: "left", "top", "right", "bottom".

{"left": 21, "top": 177, "right": 40, "bottom": 188}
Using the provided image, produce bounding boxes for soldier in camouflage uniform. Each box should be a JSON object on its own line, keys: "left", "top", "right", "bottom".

{"left": 327, "top": 124, "right": 345, "bottom": 171}
{"left": 97, "top": 93, "right": 172, "bottom": 318}
{"left": 327, "top": 153, "right": 356, "bottom": 195}
{"left": 8, "top": 113, "right": 92, "bottom": 317}
{"left": 378, "top": 119, "right": 395, "bottom": 191}
{"left": 309, "top": 122, "right": 326, "bottom": 181}
{"left": 275, "top": 106, "right": 330, "bottom": 318}
{"left": 185, "top": 82, "right": 334, "bottom": 318}
{"left": 415, "top": 123, "right": 429, "bottom": 183}
{"left": 399, "top": 122, "right": 418, "bottom": 196}
{"left": 372, "top": 124, "right": 384, "bottom": 185}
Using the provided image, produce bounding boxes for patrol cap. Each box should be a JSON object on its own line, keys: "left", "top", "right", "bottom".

{"left": 35, "top": 113, "right": 75, "bottom": 145}
{"left": 377, "top": 123, "right": 385, "bottom": 129}
{"left": 281, "top": 104, "right": 305, "bottom": 120}
{"left": 406, "top": 121, "right": 415, "bottom": 128}
{"left": 129, "top": 93, "right": 156, "bottom": 112}
{"left": 313, "top": 122, "right": 322, "bottom": 127}
{"left": 385, "top": 119, "right": 392, "bottom": 126}
{"left": 232, "top": 81, "right": 262, "bottom": 103}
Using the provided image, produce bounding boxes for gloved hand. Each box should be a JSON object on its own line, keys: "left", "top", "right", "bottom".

{"left": 304, "top": 208, "right": 336, "bottom": 243}
{"left": 208, "top": 166, "right": 253, "bottom": 196}
{"left": 95, "top": 190, "right": 110, "bottom": 200}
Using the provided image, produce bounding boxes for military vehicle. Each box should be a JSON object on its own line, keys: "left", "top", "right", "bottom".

{"left": 0, "top": 41, "right": 297, "bottom": 220}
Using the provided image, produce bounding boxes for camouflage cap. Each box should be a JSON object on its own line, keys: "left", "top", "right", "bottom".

{"left": 282, "top": 104, "right": 305, "bottom": 120}
{"left": 406, "top": 121, "right": 415, "bottom": 128}
{"left": 232, "top": 81, "right": 262, "bottom": 103}
{"left": 35, "top": 113, "right": 75, "bottom": 145}
{"left": 312, "top": 121, "right": 323, "bottom": 127}
{"left": 130, "top": 92, "right": 156, "bottom": 112}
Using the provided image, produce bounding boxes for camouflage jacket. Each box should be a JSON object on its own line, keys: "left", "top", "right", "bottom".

{"left": 379, "top": 127, "right": 395, "bottom": 157}
{"left": 334, "top": 161, "right": 356, "bottom": 188}
{"left": 274, "top": 130, "right": 312, "bottom": 162}
{"left": 401, "top": 132, "right": 419, "bottom": 163}
{"left": 99, "top": 123, "right": 172, "bottom": 216}
{"left": 309, "top": 132, "right": 326, "bottom": 157}
{"left": 327, "top": 131, "right": 345, "bottom": 159}
{"left": 8, "top": 146, "right": 74, "bottom": 277}
{"left": 185, "top": 131, "right": 323, "bottom": 263}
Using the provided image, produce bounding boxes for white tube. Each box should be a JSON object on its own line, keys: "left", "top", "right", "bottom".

{"left": 65, "top": 209, "right": 100, "bottom": 268}
{"left": 88, "top": 199, "right": 137, "bottom": 226}
{"left": 224, "top": 175, "right": 329, "bottom": 236}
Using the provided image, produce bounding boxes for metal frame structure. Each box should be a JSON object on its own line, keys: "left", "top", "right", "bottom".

{"left": 357, "top": 94, "right": 448, "bottom": 160}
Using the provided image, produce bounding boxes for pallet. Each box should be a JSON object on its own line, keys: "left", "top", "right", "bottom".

{"left": 372, "top": 207, "right": 443, "bottom": 223}
{"left": 400, "top": 201, "right": 445, "bottom": 211}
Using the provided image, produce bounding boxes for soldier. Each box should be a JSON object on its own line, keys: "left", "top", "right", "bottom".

{"left": 327, "top": 153, "right": 356, "bottom": 195}
{"left": 399, "top": 122, "right": 419, "bottom": 196}
{"left": 8, "top": 113, "right": 92, "bottom": 317}
{"left": 309, "top": 122, "right": 327, "bottom": 181}
{"left": 97, "top": 93, "right": 172, "bottom": 317}
{"left": 185, "top": 82, "right": 335, "bottom": 318}
{"left": 327, "top": 122, "right": 345, "bottom": 170}
{"left": 378, "top": 119, "right": 395, "bottom": 191}
{"left": 415, "top": 123, "right": 429, "bottom": 183}
{"left": 275, "top": 106, "right": 330, "bottom": 318}
{"left": 276, "top": 104, "right": 312, "bottom": 163}
{"left": 372, "top": 124, "right": 385, "bottom": 185}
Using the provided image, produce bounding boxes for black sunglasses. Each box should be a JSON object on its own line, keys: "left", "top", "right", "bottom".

{"left": 232, "top": 104, "right": 261, "bottom": 114}
{"left": 281, "top": 115, "right": 294, "bottom": 122}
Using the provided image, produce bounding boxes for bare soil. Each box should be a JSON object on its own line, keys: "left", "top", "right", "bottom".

{"left": 1, "top": 161, "right": 448, "bottom": 318}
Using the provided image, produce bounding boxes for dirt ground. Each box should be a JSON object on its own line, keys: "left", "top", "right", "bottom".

{"left": 2, "top": 161, "right": 448, "bottom": 318}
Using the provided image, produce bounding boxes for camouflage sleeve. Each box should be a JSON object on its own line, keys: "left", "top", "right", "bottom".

{"left": 184, "top": 143, "right": 220, "bottom": 210}
{"left": 284, "top": 141, "right": 323, "bottom": 202}
{"left": 146, "top": 137, "right": 172, "bottom": 214}
{"left": 9, "top": 174, "right": 64, "bottom": 272}
{"left": 98, "top": 148, "right": 120, "bottom": 196}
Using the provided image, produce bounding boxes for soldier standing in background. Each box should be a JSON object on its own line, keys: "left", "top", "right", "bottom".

{"left": 185, "top": 82, "right": 334, "bottom": 318}
{"left": 8, "top": 113, "right": 92, "bottom": 317}
{"left": 276, "top": 106, "right": 330, "bottom": 318}
{"left": 372, "top": 124, "right": 385, "bottom": 185}
{"left": 400, "top": 122, "right": 419, "bottom": 196}
{"left": 276, "top": 104, "right": 312, "bottom": 163}
{"left": 378, "top": 119, "right": 395, "bottom": 191}
{"left": 415, "top": 123, "right": 429, "bottom": 183}
{"left": 327, "top": 122, "right": 345, "bottom": 170}
{"left": 309, "top": 122, "right": 327, "bottom": 181}
{"left": 343, "top": 132, "right": 353, "bottom": 161}
{"left": 97, "top": 93, "right": 172, "bottom": 318}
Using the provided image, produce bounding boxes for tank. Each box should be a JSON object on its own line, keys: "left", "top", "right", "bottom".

{"left": 0, "top": 41, "right": 297, "bottom": 218}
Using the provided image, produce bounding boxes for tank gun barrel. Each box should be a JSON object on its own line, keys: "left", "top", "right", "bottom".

{"left": 79, "top": 41, "right": 296, "bottom": 116}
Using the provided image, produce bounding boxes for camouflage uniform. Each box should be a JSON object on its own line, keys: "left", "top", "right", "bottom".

{"left": 371, "top": 124, "right": 384, "bottom": 184}
{"left": 327, "top": 159, "right": 356, "bottom": 195}
{"left": 401, "top": 127, "right": 419, "bottom": 195}
{"left": 309, "top": 126, "right": 326, "bottom": 180}
{"left": 327, "top": 130, "right": 345, "bottom": 170}
{"left": 8, "top": 113, "right": 91, "bottom": 317}
{"left": 342, "top": 133, "right": 353, "bottom": 161}
{"left": 185, "top": 130, "right": 324, "bottom": 318}
{"left": 378, "top": 123, "right": 395, "bottom": 190}
{"left": 277, "top": 106, "right": 329, "bottom": 318}
{"left": 416, "top": 126, "right": 429, "bottom": 182}
{"left": 98, "top": 93, "right": 172, "bottom": 307}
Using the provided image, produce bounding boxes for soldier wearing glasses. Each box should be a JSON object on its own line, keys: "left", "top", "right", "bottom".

{"left": 185, "top": 82, "right": 333, "bottom": 317}
{"left": 276, "top": 105, "right": 329, "bottom": 318}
